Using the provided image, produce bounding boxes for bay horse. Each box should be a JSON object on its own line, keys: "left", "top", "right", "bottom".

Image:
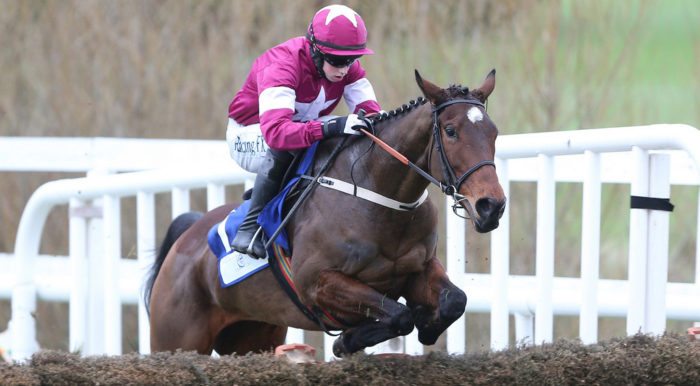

{"left": 145, "top": 70, "right": 506, "bottom": 357}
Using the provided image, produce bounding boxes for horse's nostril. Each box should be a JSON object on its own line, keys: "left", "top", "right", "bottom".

{"left": 475, "top": 197, "right": 504, "bottom": 219}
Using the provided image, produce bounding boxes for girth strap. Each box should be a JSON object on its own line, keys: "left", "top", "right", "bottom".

{"left": 268, "top": 244, "right": 351, "bottom": 334}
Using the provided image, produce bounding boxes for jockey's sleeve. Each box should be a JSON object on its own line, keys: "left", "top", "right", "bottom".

{"left": 256, "top": 60, "right": 326, "bottom": 151}
{"left": 343, "top": 77, "right": 381, "bottom": 115}
{"left": 258, "top": 86, "right": 325, "bottom": 151}
{"left": 343, "top": 64, "right": 381, "bottom": 115}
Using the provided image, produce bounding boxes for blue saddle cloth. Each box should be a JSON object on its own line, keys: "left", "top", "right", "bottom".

{"left": 207, "top": 142, "right": 319, "bottom": 262}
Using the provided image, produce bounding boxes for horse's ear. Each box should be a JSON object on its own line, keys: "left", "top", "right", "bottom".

{"left": 472, "top": 69, "right": 496, "bottom": 103}
{"left": 415, "top": 69, "right": 444, "bottom": 104}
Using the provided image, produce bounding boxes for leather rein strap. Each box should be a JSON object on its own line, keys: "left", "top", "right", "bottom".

{"left": 359, "top": 99, "right": 495, "bottom": 199}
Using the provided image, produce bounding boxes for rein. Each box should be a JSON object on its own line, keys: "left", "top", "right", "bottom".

{"left": 359, "top": 99, "right": 495, "bottom": 217}
{"left": 264, "top": 136, "right": 349, "bottom": 251}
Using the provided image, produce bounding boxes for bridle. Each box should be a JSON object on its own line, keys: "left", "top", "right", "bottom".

{"left": 359, "top": 98, "right": 495, "bottom": 218}
{"left": 429, "top": 99, "right": 495, "bottom": 217}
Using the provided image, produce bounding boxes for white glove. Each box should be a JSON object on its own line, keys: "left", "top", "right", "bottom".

{"left": 321, "top": 114, "right": 367, "bottom": 138}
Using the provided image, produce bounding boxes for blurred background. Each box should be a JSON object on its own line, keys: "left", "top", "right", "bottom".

{"left": 0, "top": 0, "right": 698, "bottom": 354}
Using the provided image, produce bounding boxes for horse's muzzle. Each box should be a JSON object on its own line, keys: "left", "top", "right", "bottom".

{"left": 473, "top": 197, "right": 506, "bottom": 233}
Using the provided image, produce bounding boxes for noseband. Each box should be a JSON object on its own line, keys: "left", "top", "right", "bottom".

{"left": 430, "top": 99, "right": 495, "bottom": 198}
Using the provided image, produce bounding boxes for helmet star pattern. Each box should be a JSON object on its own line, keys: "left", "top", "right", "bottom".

{"left": 322, "top": 5, "right": 358, "bottom": 27}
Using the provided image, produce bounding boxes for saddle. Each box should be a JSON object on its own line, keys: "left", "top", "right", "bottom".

{"left": 207, "top": 142, "right": 318, "bottom": 261}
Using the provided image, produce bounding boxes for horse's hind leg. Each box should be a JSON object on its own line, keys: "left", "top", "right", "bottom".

{"left": 150, "top": 291, "right": 219, "bottom": 354}
{"left": 404, "top": 256, "right": 467, "bottom": 345}
{"left": 149, "top": 253, "right": 221, "bottom": 354}
{"left": 213, "top": 321, "right": 287, "bottom": 356}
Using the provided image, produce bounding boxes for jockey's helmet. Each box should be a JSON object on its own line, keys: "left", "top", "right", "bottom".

{"left": 306, "top": 4, "right": 374, "bottom": 56}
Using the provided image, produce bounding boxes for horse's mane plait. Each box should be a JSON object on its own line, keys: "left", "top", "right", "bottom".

{"left": 370, "top": 96, "right": 429, "bottom": 124}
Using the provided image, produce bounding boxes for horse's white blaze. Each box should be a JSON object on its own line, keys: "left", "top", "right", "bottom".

{"left": 467, "top": 106, "right": 484, "bottom": 123}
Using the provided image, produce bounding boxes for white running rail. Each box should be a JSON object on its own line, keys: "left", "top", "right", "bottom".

{"left": 457, "top": 123, "right": 700, "bottom": 351}
{"left": 2, "top": 124, "right": 699, "bottom": 361}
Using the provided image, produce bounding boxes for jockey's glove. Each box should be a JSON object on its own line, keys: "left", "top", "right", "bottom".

{"left": 321, "top": 114, "right": 366, "bottom": 138}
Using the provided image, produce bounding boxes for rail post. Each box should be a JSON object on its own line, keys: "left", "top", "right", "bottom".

{"left": 137, "top": 191, "right": 156, "bottom": 355}
{"left": 535, "top": 154, "right": 555, "bottom": 344}
{"left": 579, "top": 151, "right": 601, "bottom": 344}
{"left": 627, "top": 151, "right": 671, "bottom": 335}
{"left": 645, "top": 154, "right": 671, "bottom": 333}
{"left": 490, "top": 157, "right": 510, "bottom": 349}
{"left": 446, "top": 200, "right": 466, "bottom": 354}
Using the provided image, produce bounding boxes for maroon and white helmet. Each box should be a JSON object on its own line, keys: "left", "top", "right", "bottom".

{"left": 306, "top": 4, "right": 374, "bottom": 56}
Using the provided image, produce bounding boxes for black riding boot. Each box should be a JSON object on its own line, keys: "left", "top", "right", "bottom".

{"left": 231, "top": 149, "right": 291, "bottom": 258}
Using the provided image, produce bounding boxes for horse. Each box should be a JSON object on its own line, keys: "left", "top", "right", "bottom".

{"left": 145, "top": 70, "right": 506, "bottom": 357}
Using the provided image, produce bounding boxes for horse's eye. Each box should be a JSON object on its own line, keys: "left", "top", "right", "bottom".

{"left": 444, "top": 125, "right": 457, "bottom": 138}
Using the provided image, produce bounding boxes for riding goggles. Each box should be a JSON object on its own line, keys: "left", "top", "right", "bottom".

{"left": 321, "top": 53, "right": 361, "bottom": 68}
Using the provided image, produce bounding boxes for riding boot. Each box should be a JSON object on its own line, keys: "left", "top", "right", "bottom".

{"left": 231, "top": 149, "right": 291, "bottom": 259}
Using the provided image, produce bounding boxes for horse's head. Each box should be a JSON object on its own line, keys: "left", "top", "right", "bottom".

{"left": 415, "top": 70, "right": 506, "bottom": 233}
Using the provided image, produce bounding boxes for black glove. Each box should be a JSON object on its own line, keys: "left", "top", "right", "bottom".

{"left": 322, "top": 114, "right": 367, "bottom": 138}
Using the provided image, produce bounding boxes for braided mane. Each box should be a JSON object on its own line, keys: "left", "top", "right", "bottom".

{"left": 369, "top": 96, "right": 429, "bottom": 124}
{"left": 369, "top": 84, "right": 470, "bottom": 125}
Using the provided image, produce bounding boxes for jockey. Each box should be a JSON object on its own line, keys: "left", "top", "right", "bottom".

{"left": 227, "top": 4, "right": 382, "bottom": 259}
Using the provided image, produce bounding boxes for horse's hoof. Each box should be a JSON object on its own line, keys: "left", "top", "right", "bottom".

{"left": 332, "top": 336, "right": 350, "bottom": 357}
{"left": 418, "top": 328, "right": 439, "bottom": 346}
{"left": 391, "top": 306, "right": 415, "bottom": 336}
{"left": 439, "top": 288, "right": 467, "bottom": 320}
{"left": 411, "top": 305, "right": 432, "bottom": 330}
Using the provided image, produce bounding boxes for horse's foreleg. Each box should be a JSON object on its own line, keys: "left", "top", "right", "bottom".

{"left": 313, "top": 271, "right": 414, "bottom": 356}
{"left": 332, "top": 321, "right": 405, "bottom": 357}
{"left": 315, "top": 271, "right": 413, "bottom": 332}
{"left": 404, "top": 256, "right": 466, "bottom": 345}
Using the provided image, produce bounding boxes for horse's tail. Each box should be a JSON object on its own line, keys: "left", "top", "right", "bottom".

{"left": 143, "top": 211, "right": 203, "bottom": 316}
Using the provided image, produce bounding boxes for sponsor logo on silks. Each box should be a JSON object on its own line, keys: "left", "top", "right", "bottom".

{"left": 234, "top": 135, "right": 268, "bottom": 154}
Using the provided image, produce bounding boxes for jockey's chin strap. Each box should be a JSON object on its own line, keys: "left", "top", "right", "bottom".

{"left": 358, "top": 100, "right": 495, "bottom": 217}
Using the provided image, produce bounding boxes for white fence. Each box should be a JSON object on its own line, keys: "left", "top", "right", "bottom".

{"left": 0, "top": 137, "right": 252, "bottom": 360}
{"left": 2, "top": 124, "right": 699, "bottom": 361}
{"left": 464, "top": 124, "right": 700, "bottom": 351}
{"left": 372, "top": 124, "right": 700, "bottom": 359}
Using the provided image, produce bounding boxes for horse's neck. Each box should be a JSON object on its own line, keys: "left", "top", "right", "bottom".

{"left": 360, "top": 107, "right": 434, "bottom": 203}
